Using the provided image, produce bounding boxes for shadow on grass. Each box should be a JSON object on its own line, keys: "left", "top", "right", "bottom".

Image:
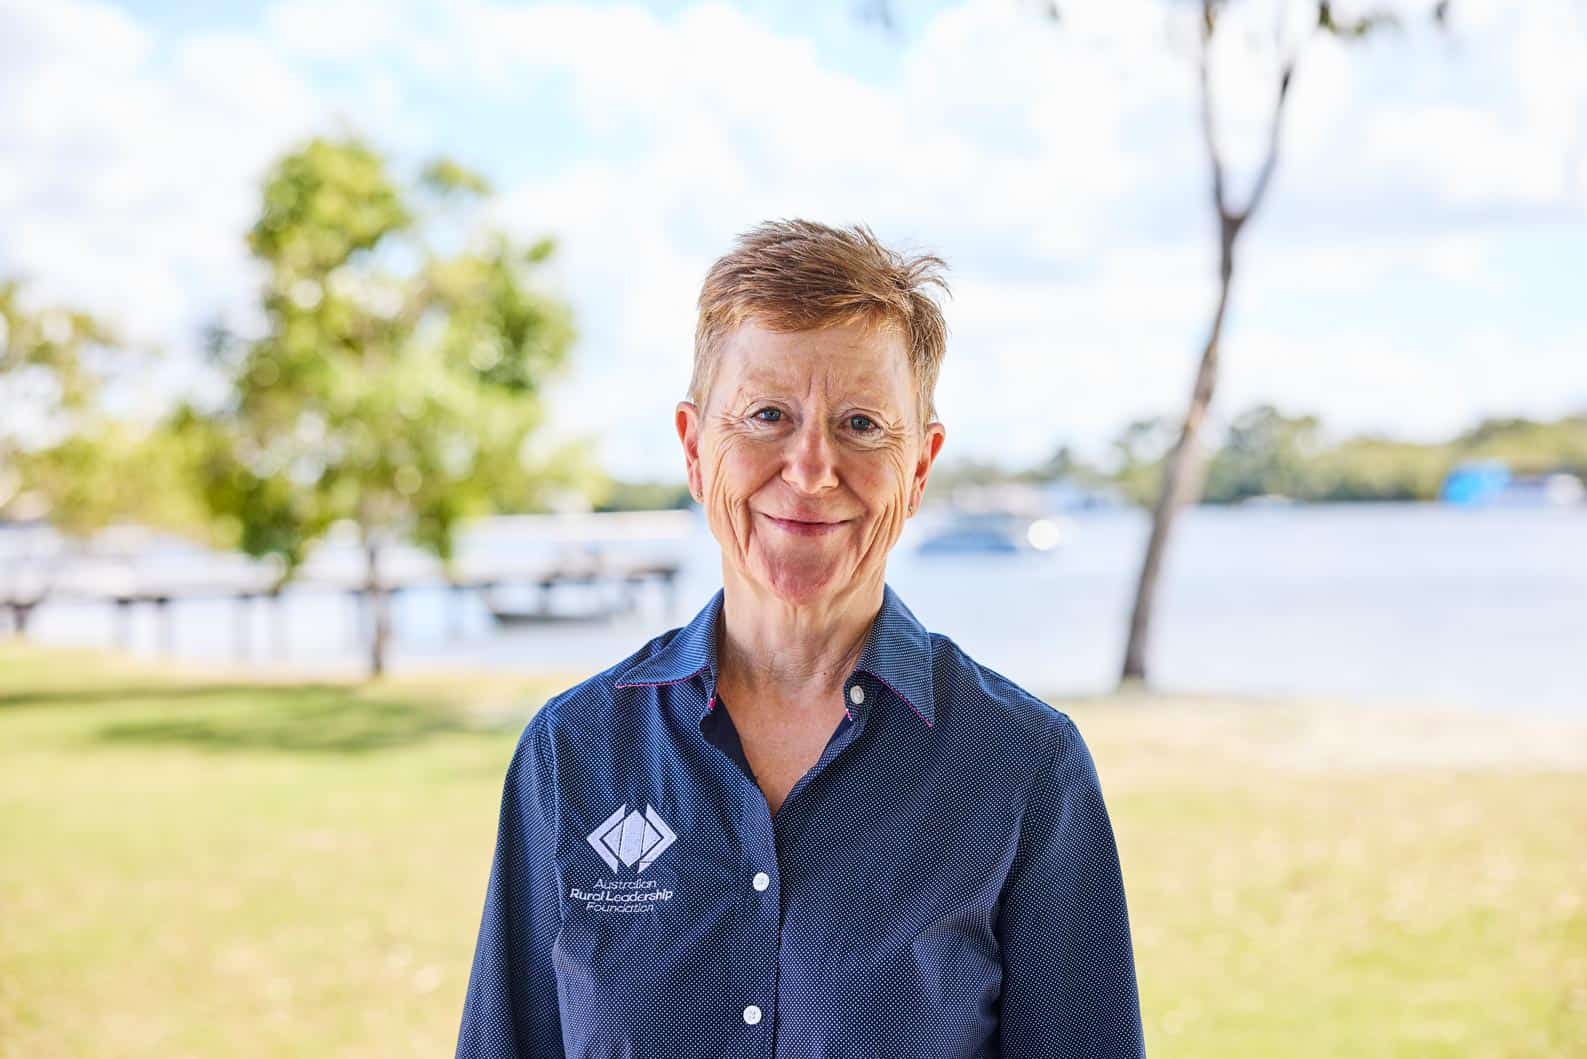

{"left": 84, "top": 685, "right": 494, "bottom": 754}
{"left": 0, "top": 683, "right": 349, "bottom": 710}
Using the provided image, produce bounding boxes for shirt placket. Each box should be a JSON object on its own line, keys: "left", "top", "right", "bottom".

{"left": 701, "top": 674, "right": 873, "bottom": 1057}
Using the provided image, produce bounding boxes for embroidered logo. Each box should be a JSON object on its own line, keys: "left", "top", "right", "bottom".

{"left": 586, "top": 803, "right": 677, "bottom": 873}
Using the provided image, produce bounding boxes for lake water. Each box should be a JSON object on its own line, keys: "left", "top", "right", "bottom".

{"left": 7, "top": 503, "right": 1585, "bottom": 714}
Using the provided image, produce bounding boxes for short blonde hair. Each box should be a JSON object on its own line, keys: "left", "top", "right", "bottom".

{"left": 689, "top": 219, "right": 950, "bottom": 430}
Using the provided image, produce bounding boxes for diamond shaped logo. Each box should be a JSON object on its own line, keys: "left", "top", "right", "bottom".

{"left": 586, "top": 803, "right": 676, "bottom": 873}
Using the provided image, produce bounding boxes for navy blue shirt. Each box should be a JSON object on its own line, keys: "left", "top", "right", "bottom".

{"left": 456, "top": 583, "right": 1145, "bottom": 1058}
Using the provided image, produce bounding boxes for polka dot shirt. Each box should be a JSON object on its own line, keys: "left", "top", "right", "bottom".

{"left": 455, "top": 582, "right": 1146, "bottom": 1057}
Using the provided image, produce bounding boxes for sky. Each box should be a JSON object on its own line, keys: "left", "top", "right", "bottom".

{"left": 2, "top": 0, "right": 1584, "bottom": 479}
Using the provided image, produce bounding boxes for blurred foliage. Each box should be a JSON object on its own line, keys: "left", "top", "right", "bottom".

{"left": 1455, "top": 414, "right": 1587, "bottom": 476}
{"left": 912, "top": 455, "right": 1032, "bottom": 497}
{"left": 163, "top": 135, "right": 591, "bottom": 673}
{"left": 0, "top": 277, "right": 116, "bottom": 517}
{"left": 1201, "top": 405, "right": 1322, "bottom": 502}
{"left": 9, "top": 423, "right": 214, "bottom": 540}
{"left": 0, "top": 279, "right": 113, "bottom": 424}
{"left": 1303, "top": 435, "right": 1452, "bottom": 503}
{"left": 589, "top": 477, "right": 695, "bottom": 513}
{"left": 1194, "top": 406, "right": 1587, "bottom": 504}
{"left": 170, "top": 135, "right": 590, "bottom": 579}
{"left": 0, "top": 278, "right": 176, "bottom": 533}
{"left": 930, "top": 405, "right": 1587, "bottom": 507}
{"left": 419, "top": 158, "right": 494, "bottom": 198}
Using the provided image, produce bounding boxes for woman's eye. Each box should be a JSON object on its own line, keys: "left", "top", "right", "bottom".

{"left": 752, "top": 407, "right": 783, "bottom": 423}
{"left": 849, "top": 414, "right": 878, "bottom": 433}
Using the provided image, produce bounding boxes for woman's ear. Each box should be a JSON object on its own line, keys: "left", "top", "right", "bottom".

{"left": 912, "top": 421, "right": 946, "bottom": 507}
{"left": 676, "top": 400, "right": 704, "bottom": 501}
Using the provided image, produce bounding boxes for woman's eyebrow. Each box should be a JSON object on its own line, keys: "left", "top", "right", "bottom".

{"left": 732, "top": 375, "right": 898, "bottom": 409}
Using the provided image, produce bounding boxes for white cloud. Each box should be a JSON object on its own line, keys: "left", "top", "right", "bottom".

{"left": 0, "top": 0, "right": 323, "bottom": 426}
{"left": 0, "top": 0, "right": 1582, "bottom": 478}
{"left": 265, "top": 0, "right": 405, "bottom": 59}
{"left": 1221, "top": 322, "right": 1587, "bottom": 444}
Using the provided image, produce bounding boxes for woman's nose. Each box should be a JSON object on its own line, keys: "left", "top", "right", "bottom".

{"left": 782, "top": 418, "right": 839, "bottom": 495}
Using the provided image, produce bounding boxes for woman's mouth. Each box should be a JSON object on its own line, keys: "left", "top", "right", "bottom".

{"left": 762, "top": 513, "right": 848, "bottom": 537}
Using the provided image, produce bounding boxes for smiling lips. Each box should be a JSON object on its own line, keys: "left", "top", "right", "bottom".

{"left": 762, "top": 512, "right": 850, "bottom": 537}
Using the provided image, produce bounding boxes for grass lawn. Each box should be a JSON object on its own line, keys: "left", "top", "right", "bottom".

{"left": 2, "top": 641, "right": 1583, "bottom": 1058}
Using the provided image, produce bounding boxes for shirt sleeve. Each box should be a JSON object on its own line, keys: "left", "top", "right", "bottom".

{"left": 456, "top": 707, "right": 566, "bottom": 1059}
{"left": 996, "top": 714, "right": 1146, "bottom": 1058}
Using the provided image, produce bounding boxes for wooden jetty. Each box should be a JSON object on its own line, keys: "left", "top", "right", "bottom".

{"left": 481, "top": 560, "right": 683, "bottom": 625}
{"left": 0, "top": 511, "right": 696, "bottom": 658}
{"left": 1, "top": 552, "right": 683, "bottom": 659}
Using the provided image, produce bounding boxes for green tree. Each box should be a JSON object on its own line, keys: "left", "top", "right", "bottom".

{"left": 1110, "top": 415, "right": 1178, "bottom": 506}
{"left": 1201, "top": 404, "right": 1322, "bottom": 502}
{"left": 175, "top": 136, "right": 588, "bottom": 677}
{"left": 1456, "top": 414, "right": 1587, "bottom": 478}
{"left": 0, "top": 280, "right": 184, "bottom": 632}
{"left": 1308, "top": 433, "right": 1451, "bottom": 500}
{"left": 0, "top": 278, "right": 116, "bottom": 520}
{"left": 591, "top": 477, "right": 696, "bottom": 512}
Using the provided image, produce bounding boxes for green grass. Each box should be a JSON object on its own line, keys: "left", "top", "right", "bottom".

{"left": 2, "top": 642, "right": 1584, "bottom": 1058}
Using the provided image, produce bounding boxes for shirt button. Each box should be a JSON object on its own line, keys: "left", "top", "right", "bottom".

{"left": 743, "top": 1004, "right": 762, "bottom": 1025}
{"left": 752, "top": 871, "right": 770, "bottom": 891}
{"left": 849, "top": 684, "right": 865, "bottom": 705}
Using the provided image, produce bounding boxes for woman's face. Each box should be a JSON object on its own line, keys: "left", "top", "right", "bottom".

{"left": 676, "top": 316, "right": 946, "bottom": 607}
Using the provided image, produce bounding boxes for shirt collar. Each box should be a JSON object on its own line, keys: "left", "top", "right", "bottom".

{"left": 612, "top": 582, "right": 936, "bottom": 728}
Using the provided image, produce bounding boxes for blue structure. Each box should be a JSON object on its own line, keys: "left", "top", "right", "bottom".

{"left": 1440, "top": 460, "right": 1511, "bottom": 505}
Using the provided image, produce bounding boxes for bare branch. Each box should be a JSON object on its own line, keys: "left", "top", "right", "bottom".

{"left": 1236, "top": 55, "right": 1297, "bottom": 224}
{"left": 1198, "top": 0, "right": 1229, "bottom": 219}
{"left": 851, "top": 0, "right": 897, "bottom": 37}
{"left": 1318, "top": 1, "right": 1402, "bottom": 39}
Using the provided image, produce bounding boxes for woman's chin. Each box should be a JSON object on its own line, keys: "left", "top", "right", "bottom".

{"left": 753, "top": 555, "right": 849, "bottom": 606}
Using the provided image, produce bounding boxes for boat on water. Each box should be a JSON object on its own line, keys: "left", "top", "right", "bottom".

{"left": 482, "top": 543, "right": 639, "bottom": 625}
{"left": 1440, "top": 460, "right": 1585, "bottom": 507}
{"left": 914, "top": 510, "right": 1067, "bottom": 556}
{"left": 483, "top": 578, "right": 624, "bottom": 625}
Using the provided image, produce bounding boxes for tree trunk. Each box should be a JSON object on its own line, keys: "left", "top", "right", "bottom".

{"left": 9, "top": 600, "right": 36, "bottom": 637}
{"left": 364, "top": 539, "right": 390, "bottom": 679}
{"left": 1120, "top": 220, "right": 1240, "bottom": 685}
{"left": 1118, "top": 0, "right": 1299, "bottom": 686}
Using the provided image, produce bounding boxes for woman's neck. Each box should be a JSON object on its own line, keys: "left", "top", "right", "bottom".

{"left": 715, "top": 566, "right": 884, "bottom": 709}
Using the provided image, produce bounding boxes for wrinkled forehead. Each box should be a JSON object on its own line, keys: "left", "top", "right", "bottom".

{"left": 714, "top": 316, "right": 914, "bottom": 408}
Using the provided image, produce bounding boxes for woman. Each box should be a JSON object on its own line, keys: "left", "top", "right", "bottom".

{"left": 456, "top": 220, "right": 1145, "bottom": 1058}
